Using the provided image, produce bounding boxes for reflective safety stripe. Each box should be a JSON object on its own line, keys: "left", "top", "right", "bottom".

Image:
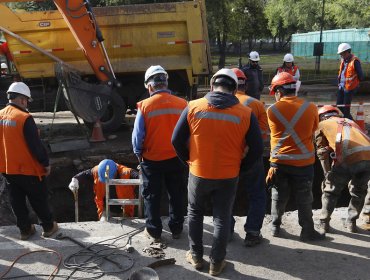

{"left": 270, "top": 102, "right": 314, "bottom": 160}
{"left": 243, "top": 97, "right": 257, "bottom": 107}
{"left": 147, "top": 108, "right": 183, "bottom": 118}
{"left": 0, "top": 119, "right": 16, "bottom": 126}
{"left": 194, "top": 111, "right": 240, "bottom": 124}
{"left": 341, "top": 124, "right": 370, "bottom": 158}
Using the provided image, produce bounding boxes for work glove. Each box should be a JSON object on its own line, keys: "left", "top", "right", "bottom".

{"left": 68, "top": 178, "right": 79, "bottom": 192}
{"left": 265, "top": 167, "right": 277, "bottom": 186}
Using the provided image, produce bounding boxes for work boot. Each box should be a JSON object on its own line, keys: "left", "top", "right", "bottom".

{"left": 186, "top": 250, "right": 204, "bottom": 270}
{"left": 270, "top": 225, "right": 280, "bottom": 237}
{"left": 143, "top": 228, "right": 161, "bottom": 243}
{"left": 209, "top": 259, "right": 226, "bottom": 276}
{"left": 20, "top": 224, "right": 36, "bottom": 241}
{"left": 42, "top": 222, "right": 58, "bottom": 238}
{"left": 344, "top": 220, "right": 357, "bottom": 233}
{"left": 318, "top": 220, "right": 330, "bottom": 233}
{"left": 244, "top": 232, "right": 263, "bottom": 247}
{"left": 300, "top": 229, "right": 325, "bottom": 242}
{"left": 362, "top": 213, "right": 370, "bottom": 224}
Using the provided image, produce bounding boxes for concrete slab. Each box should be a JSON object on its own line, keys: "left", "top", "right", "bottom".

{"left": 0, "top": 208, "right": 369, "bottom": 280}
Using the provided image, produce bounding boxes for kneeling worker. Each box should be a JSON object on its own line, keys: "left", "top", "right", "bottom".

{"left": 68, "top": 159, "right": 138, "bottom": 221}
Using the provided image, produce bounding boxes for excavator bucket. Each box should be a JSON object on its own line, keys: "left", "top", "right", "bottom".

{"left": 55, "top": 63, "right": 111, "bottom": 123}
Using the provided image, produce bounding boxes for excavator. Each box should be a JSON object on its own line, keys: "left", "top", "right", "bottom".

{"left": 0, "top": 0, "right": 125, "bottom": 133}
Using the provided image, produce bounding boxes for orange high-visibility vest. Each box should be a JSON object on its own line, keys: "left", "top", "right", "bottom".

{"left": 338, "top": 56, "right": 360, "bottom": 91}
{"left": 0, "top": 105, "right": 46, "bottom": 178}
{"left": 138, "top": 91, "right": 187, "bottom": 161}
{"left": 318, "top": 117, "right": 370, "bottom": 165}
{"left": 92, "top": 164, "right": 135, "bottom": 218}
{"left": 187, "top": 97, "right": 251, "bottom": 179}
{"left": 277, "top": 65, "right": 299, "bottom": 77}
{"left": 236, "top": 91, "right": 269, "bottom": 141}
{"left": 267, "top": 96, "right": 318, "bottom": 166}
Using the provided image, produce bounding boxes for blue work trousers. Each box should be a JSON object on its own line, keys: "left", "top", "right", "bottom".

{"left": 231, "top": 157, "right": 266, "bottom": 234}
{"left": 188, "top": 172, "right": 238, "bottom": 263}
{"left": 140, "top": 157, "right": 186, "bottom": 238}
{"left": 271, "top": 164, "right": 315, "bottom": 233}
{"left": 336, "top": 87, "right": 357, "bottom": 120}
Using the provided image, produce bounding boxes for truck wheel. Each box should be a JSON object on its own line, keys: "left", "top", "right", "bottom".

{"left": 85, "top": 91, "right": 126, "bottom": 132}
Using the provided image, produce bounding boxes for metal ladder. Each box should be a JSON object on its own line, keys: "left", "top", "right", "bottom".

{"left": 105, "top": 167, "right": 143, "bottom": 221}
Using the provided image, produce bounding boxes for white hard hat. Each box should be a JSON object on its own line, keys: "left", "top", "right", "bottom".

{"left": 1, "top": 62, "right": 8, "bottom": 69}
{"left": 144, "top": 65, "right": 168, "bottom": 89}
{"left": 249, "top": 51, "right": 260, "bottom": 61}
{"left": 7, "top": 82, "right": 32, "bottom": 101}
{"left": 337, "top": 43, "right": 351, "bottom": 54}
{"left": 283, "top": 53, "right": 294, "bottom": 62}
{"left": 210, "top": 68, "right": 238, "bottom": 89}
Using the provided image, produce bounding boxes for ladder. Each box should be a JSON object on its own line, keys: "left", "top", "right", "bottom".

{"left": 105, "top": 167, "right": 143, "bottom": 221}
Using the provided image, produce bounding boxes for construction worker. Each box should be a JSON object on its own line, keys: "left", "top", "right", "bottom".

{"left": 230, "top": 68, "right": 268, "bottom": 246}
{"left": 172, "top": 69, "right": 263, "bottom": 276}
{"left": 276, "top": 53, "right": 300, "bottom": 81}
{"left": 336, "top": 43, "right": 364, "bottom": 120}
{"left": 132, "top": 65, "right": 187, "bottom": 242}
{"left": 240, "top": 51, "right": 264, "bottom": 100}
{"left": 266, "top": 72, "right": 325, "bottom": 241}
{"left": 0, "top": 82, "right": 58, "bottom": 240}
{"left": 1, "top": 62, "right": 8, "bottom": 76}
{"left": 68, "top": 159, "right": 138, "bottom": 221}
{"left": 315, "top": 105, "right": 370, "bottom": 233}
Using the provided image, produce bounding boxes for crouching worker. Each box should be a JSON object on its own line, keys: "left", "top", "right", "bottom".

{"left": 68, "top": 159, "right": 138, "bottom": 221}
{"left": 316, "top": 105, "right": 370, "bottom": 233}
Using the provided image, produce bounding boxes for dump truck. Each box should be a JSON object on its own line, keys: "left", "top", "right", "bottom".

{"left": 0, "top": 0, "right": 211, "bottom": 131}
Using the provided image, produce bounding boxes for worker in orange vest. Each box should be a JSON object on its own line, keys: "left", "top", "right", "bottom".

{"left": 266, "top": 72, "right": 325, "bottom": 241}
{"left": 0, "top": 82, "right": 58, "bottom": 240}
{"left": 132, "top": 65, "right": 187, "bottom": 242}
{"left": 230, "top": 68, "right": 268, "bottom": 246}
{"left": 336, "top": 43, "right": 364, "bottom": 119}
{"left": 172, "top": 68, "right": 263, "bottom": 276}
{"left": 315, "top": 105, "right": 370, "bottom": 232}
{"left": 68, "top": 159, "right": 138, "bottom": 221}
{"left": 276, "top": 53, "right": 300, "bottom": 81}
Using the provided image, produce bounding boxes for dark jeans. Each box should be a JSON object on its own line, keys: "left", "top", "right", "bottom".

{"left": 270, "top": 164, "right": 315, "bottom": 233}
{"left": 140, "top": 157, "right": 186, "bottom": 238}
{"left": 320, "top": 161, "right": 370, "bottom": 222}
{"left": 231, "top": 158, "right": 266, "bottom": 234}
{"left": 3, "top": 174, "right": 54, "bottom": 232}
{"left": 188, "top": 172, "right": 238, "bottom": 263}
{"left": 336, "top": 88, "right": 356, "bottom": 120}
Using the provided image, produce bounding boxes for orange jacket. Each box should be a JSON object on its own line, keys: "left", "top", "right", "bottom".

{"left": 235, "top": 91, "right": 269, "bottom": 141}
{"left": 92, "top": 164, "right": 135, "bottom": 219}
{"left": 187, "top": 97, "right": 251, "bottom": 179}
{"left": 267, "top": 96, "right": 318, "bottom": 166}
{"left": 338, "top": 56, "right": 360, "bottom": 91}
{"left": 316, "top": 117, "right": 370, "bottom": 165}
{"left": 0, "top": 105, "right": 46, "bottom": 177}
{"left": 138, "top": 91, "right": 187, "bottom": 161}
{"left": 277, "top": 65, "right": 299, "bottom": 76}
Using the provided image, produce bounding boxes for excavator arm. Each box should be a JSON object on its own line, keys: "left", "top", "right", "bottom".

{"left": 0, "top": 0, "right": 125, "bottom": 131}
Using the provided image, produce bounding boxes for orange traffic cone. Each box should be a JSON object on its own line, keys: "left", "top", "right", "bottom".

{"left": 355, "top": 101, "right": 366, "bottom": 132}
{"left": 89, "top": 120, "right": 106, "bottom": 142}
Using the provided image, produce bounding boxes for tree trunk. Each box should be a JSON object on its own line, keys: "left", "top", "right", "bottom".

{"left": 217, "top": 31, "right": 227, "bottom": 69}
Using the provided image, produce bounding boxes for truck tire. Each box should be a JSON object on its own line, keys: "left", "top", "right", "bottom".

{"left": 85, "top": 91, "right": 126, "bottom": 132}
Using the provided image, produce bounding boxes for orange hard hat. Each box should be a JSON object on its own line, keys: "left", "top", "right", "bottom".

{"left": 269, "top": 72, "right": 296, "bottom": 95}
{"left": 231, "top": 68, "right": 247, "bottom": 80}
{"left": 318, "top": 105, "right": 340, "bottom": 120}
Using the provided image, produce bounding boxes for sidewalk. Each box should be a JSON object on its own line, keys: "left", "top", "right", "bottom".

{"left": 0, "top": 208, "right": 368, "bottom": 280}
